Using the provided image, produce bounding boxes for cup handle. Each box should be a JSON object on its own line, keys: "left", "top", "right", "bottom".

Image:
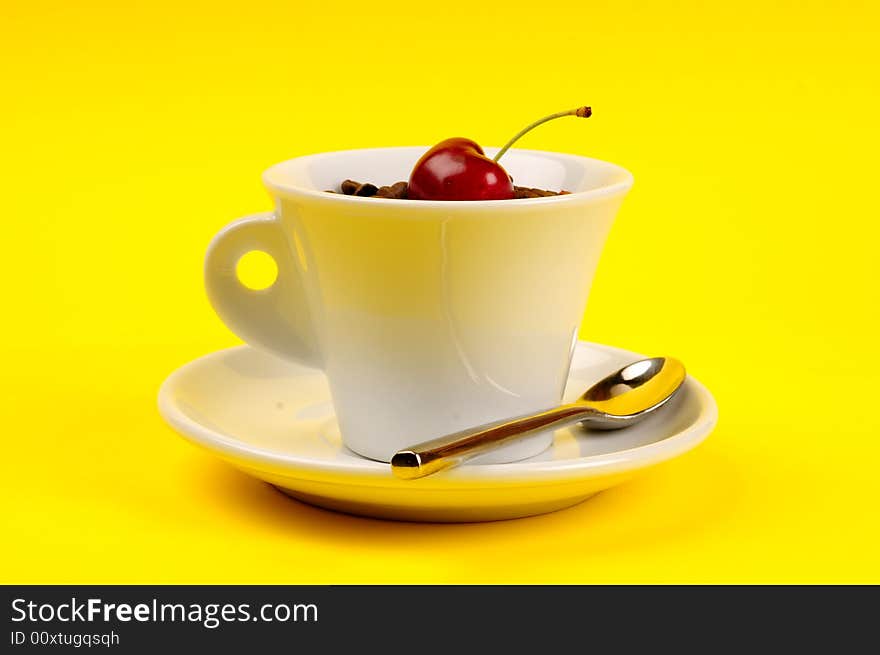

{"left": 204, "top": 212, "right": 321, "bottom": 368}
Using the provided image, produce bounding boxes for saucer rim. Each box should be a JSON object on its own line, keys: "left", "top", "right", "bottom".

{"left": 158, "top": 342, "right": 718, "bottom": 485}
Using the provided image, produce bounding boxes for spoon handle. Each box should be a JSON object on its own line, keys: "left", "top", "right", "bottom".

{"left": 390, "top": 404, "right": 594, "bottom": 480}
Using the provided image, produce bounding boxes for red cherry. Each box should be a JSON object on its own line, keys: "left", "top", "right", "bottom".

{"left": 407, "top": 106, "right": 592, "bottom": 202}
{"left": 407, "top": 137, "right": 514, "bottom": 201}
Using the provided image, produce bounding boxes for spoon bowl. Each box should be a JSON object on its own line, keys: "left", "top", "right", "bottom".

{"left": 576, "top": 357, "right": 685, "bottom": 428}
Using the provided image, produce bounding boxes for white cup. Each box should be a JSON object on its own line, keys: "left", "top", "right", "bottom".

{"left": 205, "top": 147, "right": 632, "bottom": 463}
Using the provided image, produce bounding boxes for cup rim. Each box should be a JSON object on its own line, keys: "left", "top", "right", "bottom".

{"left": 262, "top": 146, "right": 634, "bottom": 209}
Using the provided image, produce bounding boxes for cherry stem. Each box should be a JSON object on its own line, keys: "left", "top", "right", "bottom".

{"left": 493, "top": 106, "right": 592, "bottom": 163}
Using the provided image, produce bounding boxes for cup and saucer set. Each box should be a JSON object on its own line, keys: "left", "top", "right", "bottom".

{"left": 158, "top": 147, "right": 717, "bottom": 522}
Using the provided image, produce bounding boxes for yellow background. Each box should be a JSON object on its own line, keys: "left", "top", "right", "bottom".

{"left": 2, "top": 0, "right": 879, "bottom": 583}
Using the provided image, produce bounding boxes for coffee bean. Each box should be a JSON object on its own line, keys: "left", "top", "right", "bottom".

{"left": 354, "top": 183, "right": 378, "bottom": 197}
{"left": 340, "top": 179, "right": 360, "bottom": 194}
{"left": 375, "top": 181, "right": 409, "bottom": 198}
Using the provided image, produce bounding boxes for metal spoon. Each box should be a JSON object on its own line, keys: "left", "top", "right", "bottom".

{"left": 390, "top": 357, "right": 686, "bottom": 480}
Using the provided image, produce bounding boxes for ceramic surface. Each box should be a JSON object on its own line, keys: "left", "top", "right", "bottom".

{"left": 204, "top": 148, "right": 633, "bottom": 462}
{"left": 158, "top": 341, "right": 717, "bottom": 522}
